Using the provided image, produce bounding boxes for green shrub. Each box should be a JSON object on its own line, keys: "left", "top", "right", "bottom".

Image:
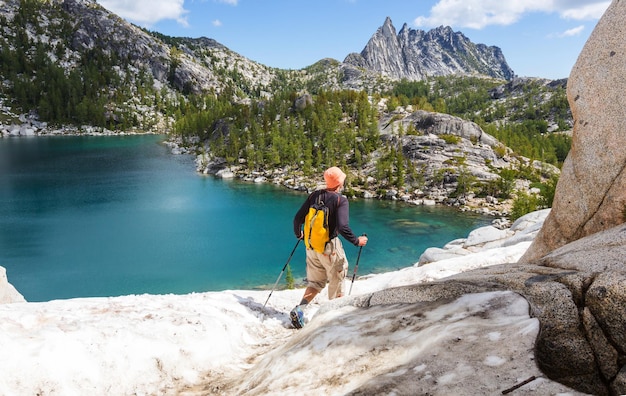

{"left": 285, "top": 264, "right": 294, "bottom": 289}
{"left": 538, "top": 175, "right": 559, "bottom": 208}
{"left": 510, "top": 191, "right": 541, "bottom": 221}
{"left": 440, "top": 134, "right": 461, "bottom": 144}
{"left": 493, "top": 144, "right": 507, "bottom": 158}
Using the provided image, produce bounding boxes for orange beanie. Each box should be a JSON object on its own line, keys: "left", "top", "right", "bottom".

{"left": 324, "top": 167, "right": 346, "bottom": 190}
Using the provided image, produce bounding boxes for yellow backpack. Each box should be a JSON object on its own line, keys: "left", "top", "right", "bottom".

{"left": 304, "top": 193, "right": 338, "bottom": 253}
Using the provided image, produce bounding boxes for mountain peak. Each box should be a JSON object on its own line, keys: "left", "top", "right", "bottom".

{"left": 345, "top": 19, "right": 514, "bottom": 81}
{"left": 433, "top": 25, "right": 453, "bottom": 33}
{"left": 379, "top": 16, "right": 397, "bottom": 38}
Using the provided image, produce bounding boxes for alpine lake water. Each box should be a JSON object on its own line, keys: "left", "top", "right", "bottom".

{"left": 0, "top": 134, "right": 493, "bottom": 302}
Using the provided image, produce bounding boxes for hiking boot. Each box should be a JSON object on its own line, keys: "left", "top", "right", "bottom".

{"left": 290, "top": 305, "right": 305, "bottom": 329}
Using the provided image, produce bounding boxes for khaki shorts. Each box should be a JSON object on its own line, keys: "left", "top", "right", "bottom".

{"left": 305, "top": 237, "right": 349, "bottom": 299}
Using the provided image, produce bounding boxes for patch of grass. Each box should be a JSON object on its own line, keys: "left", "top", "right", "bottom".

{"left": 440, "top": 134, "right": 461, "bottom": 144}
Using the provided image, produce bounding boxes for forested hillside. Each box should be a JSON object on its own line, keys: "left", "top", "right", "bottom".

{"left": 174, "top": 76, "right": 571, "bottom": 176}
{"left": 0, "top": 0, "right": 172, "bottom": 130}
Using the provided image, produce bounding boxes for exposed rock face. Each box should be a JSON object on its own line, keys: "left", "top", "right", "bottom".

{"left": 394, "top": 110, "right": 500, "bottom": 146}
{"left": 345, "top": 17, "right": 514, "bottom": 81}
{"left": 58, "top": 0, "right": 219, "bottom": 94}
{"left": 1, "top": 0, "right": 278, "bottom": 101}
{"left": 338, "top": 223, "right": 626, "bottom": 395}
{"left": 376, "top": 109, "right": 557, "bottom": 210}
{"left": 520, "top": 0, "right": 626, "bottom": 262}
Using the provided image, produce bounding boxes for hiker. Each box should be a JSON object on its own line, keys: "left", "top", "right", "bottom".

{"left": 290, "top": 166, "right": 368, "bottom": 328}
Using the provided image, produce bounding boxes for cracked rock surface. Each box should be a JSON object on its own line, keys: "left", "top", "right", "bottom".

{"left": 355, "top": 224, "right": 626, "bottom": 395}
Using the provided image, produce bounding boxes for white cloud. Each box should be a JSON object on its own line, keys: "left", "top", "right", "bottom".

{"left": 212, "top": 19, "right": 222, "bottom": 27}
{"left": 559, "top": 25, "right": 586, "bottom": 37}
{"left": 216, "top": 0, "right": 238, "bottom": 5}
{"left": 547, "top": 24, "right": 586, "bottom": 39}
{"left": 414, "top": 0, "right": 551, "bottom": 29}
{"left": 414, "top": 0, "right": 610, "bottom": 29}
{"left": 97, "top": 0, "right": 189, "bottom": 27}
{"left": 559, "top": 2, "right": 611, "bottom": 19}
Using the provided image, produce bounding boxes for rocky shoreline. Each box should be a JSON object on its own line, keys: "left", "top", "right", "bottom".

{"left": 0, "top": 99, "right": 162, "bottom": 137}
{"left": 172, "top": 137, "right": 515, "bottom": 226}
{"left": 0, "top": 116, "right": 158, "bottom": 137}
{"left": 171, "top": 106, "right": 559, "bottom": 227}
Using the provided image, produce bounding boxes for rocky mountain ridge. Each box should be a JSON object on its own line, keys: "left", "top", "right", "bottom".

{"left": 0, "top": 0, "right": 280, "bottom": 127}
{"left": 345, "top": 17, "right": 514, "bottom": 81}
{"left": 0, "top": 0, "right": 514, "bottom": 109}
{"left": 0, "top": 0, "right": 547, "bottom": 140}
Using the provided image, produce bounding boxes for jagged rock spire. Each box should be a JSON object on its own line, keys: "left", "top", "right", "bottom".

{"left": 345, "top": 17, "right": 514, "bottom": 81}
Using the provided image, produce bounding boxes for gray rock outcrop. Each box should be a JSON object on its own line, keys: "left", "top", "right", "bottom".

{"left": 375, "top": 109, "right": 557, "bottom": 211}
{"left": 334, "top": 222, "right": 626, "bottom": 395}
{"left": 59, "top": 0, "right": 220, "bottom": 94}
{"left": 392, "top": 110, "right": 500, "bottom": 147}
{"left": 520, "top": 0, "right": 626, "bottom": 262}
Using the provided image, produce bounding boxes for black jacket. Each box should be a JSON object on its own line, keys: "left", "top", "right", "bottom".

{"left": 293, "top": 189, "right": 359, "bottom": 246}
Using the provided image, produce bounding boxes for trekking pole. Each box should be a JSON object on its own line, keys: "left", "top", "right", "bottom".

{"left": 348, "top": 233, "right": 366, "bottom": 296}
{"left": 263, "top": 239, "right": 301, "bottom": 308}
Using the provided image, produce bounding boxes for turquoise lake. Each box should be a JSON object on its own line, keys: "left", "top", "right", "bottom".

{"left": 0, "top": 135, "right": 492, "bottom": 302}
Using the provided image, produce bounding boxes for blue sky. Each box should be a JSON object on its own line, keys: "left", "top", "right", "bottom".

{"left": 96, "top": 0, "right": 611, "bottom": 80}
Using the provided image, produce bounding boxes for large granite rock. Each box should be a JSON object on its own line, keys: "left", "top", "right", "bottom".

{"left": 345, "top": 223, "right": 626, "bottom": 395}
{"left": 520, "top": 0, "right": 626, "bottom": 262}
